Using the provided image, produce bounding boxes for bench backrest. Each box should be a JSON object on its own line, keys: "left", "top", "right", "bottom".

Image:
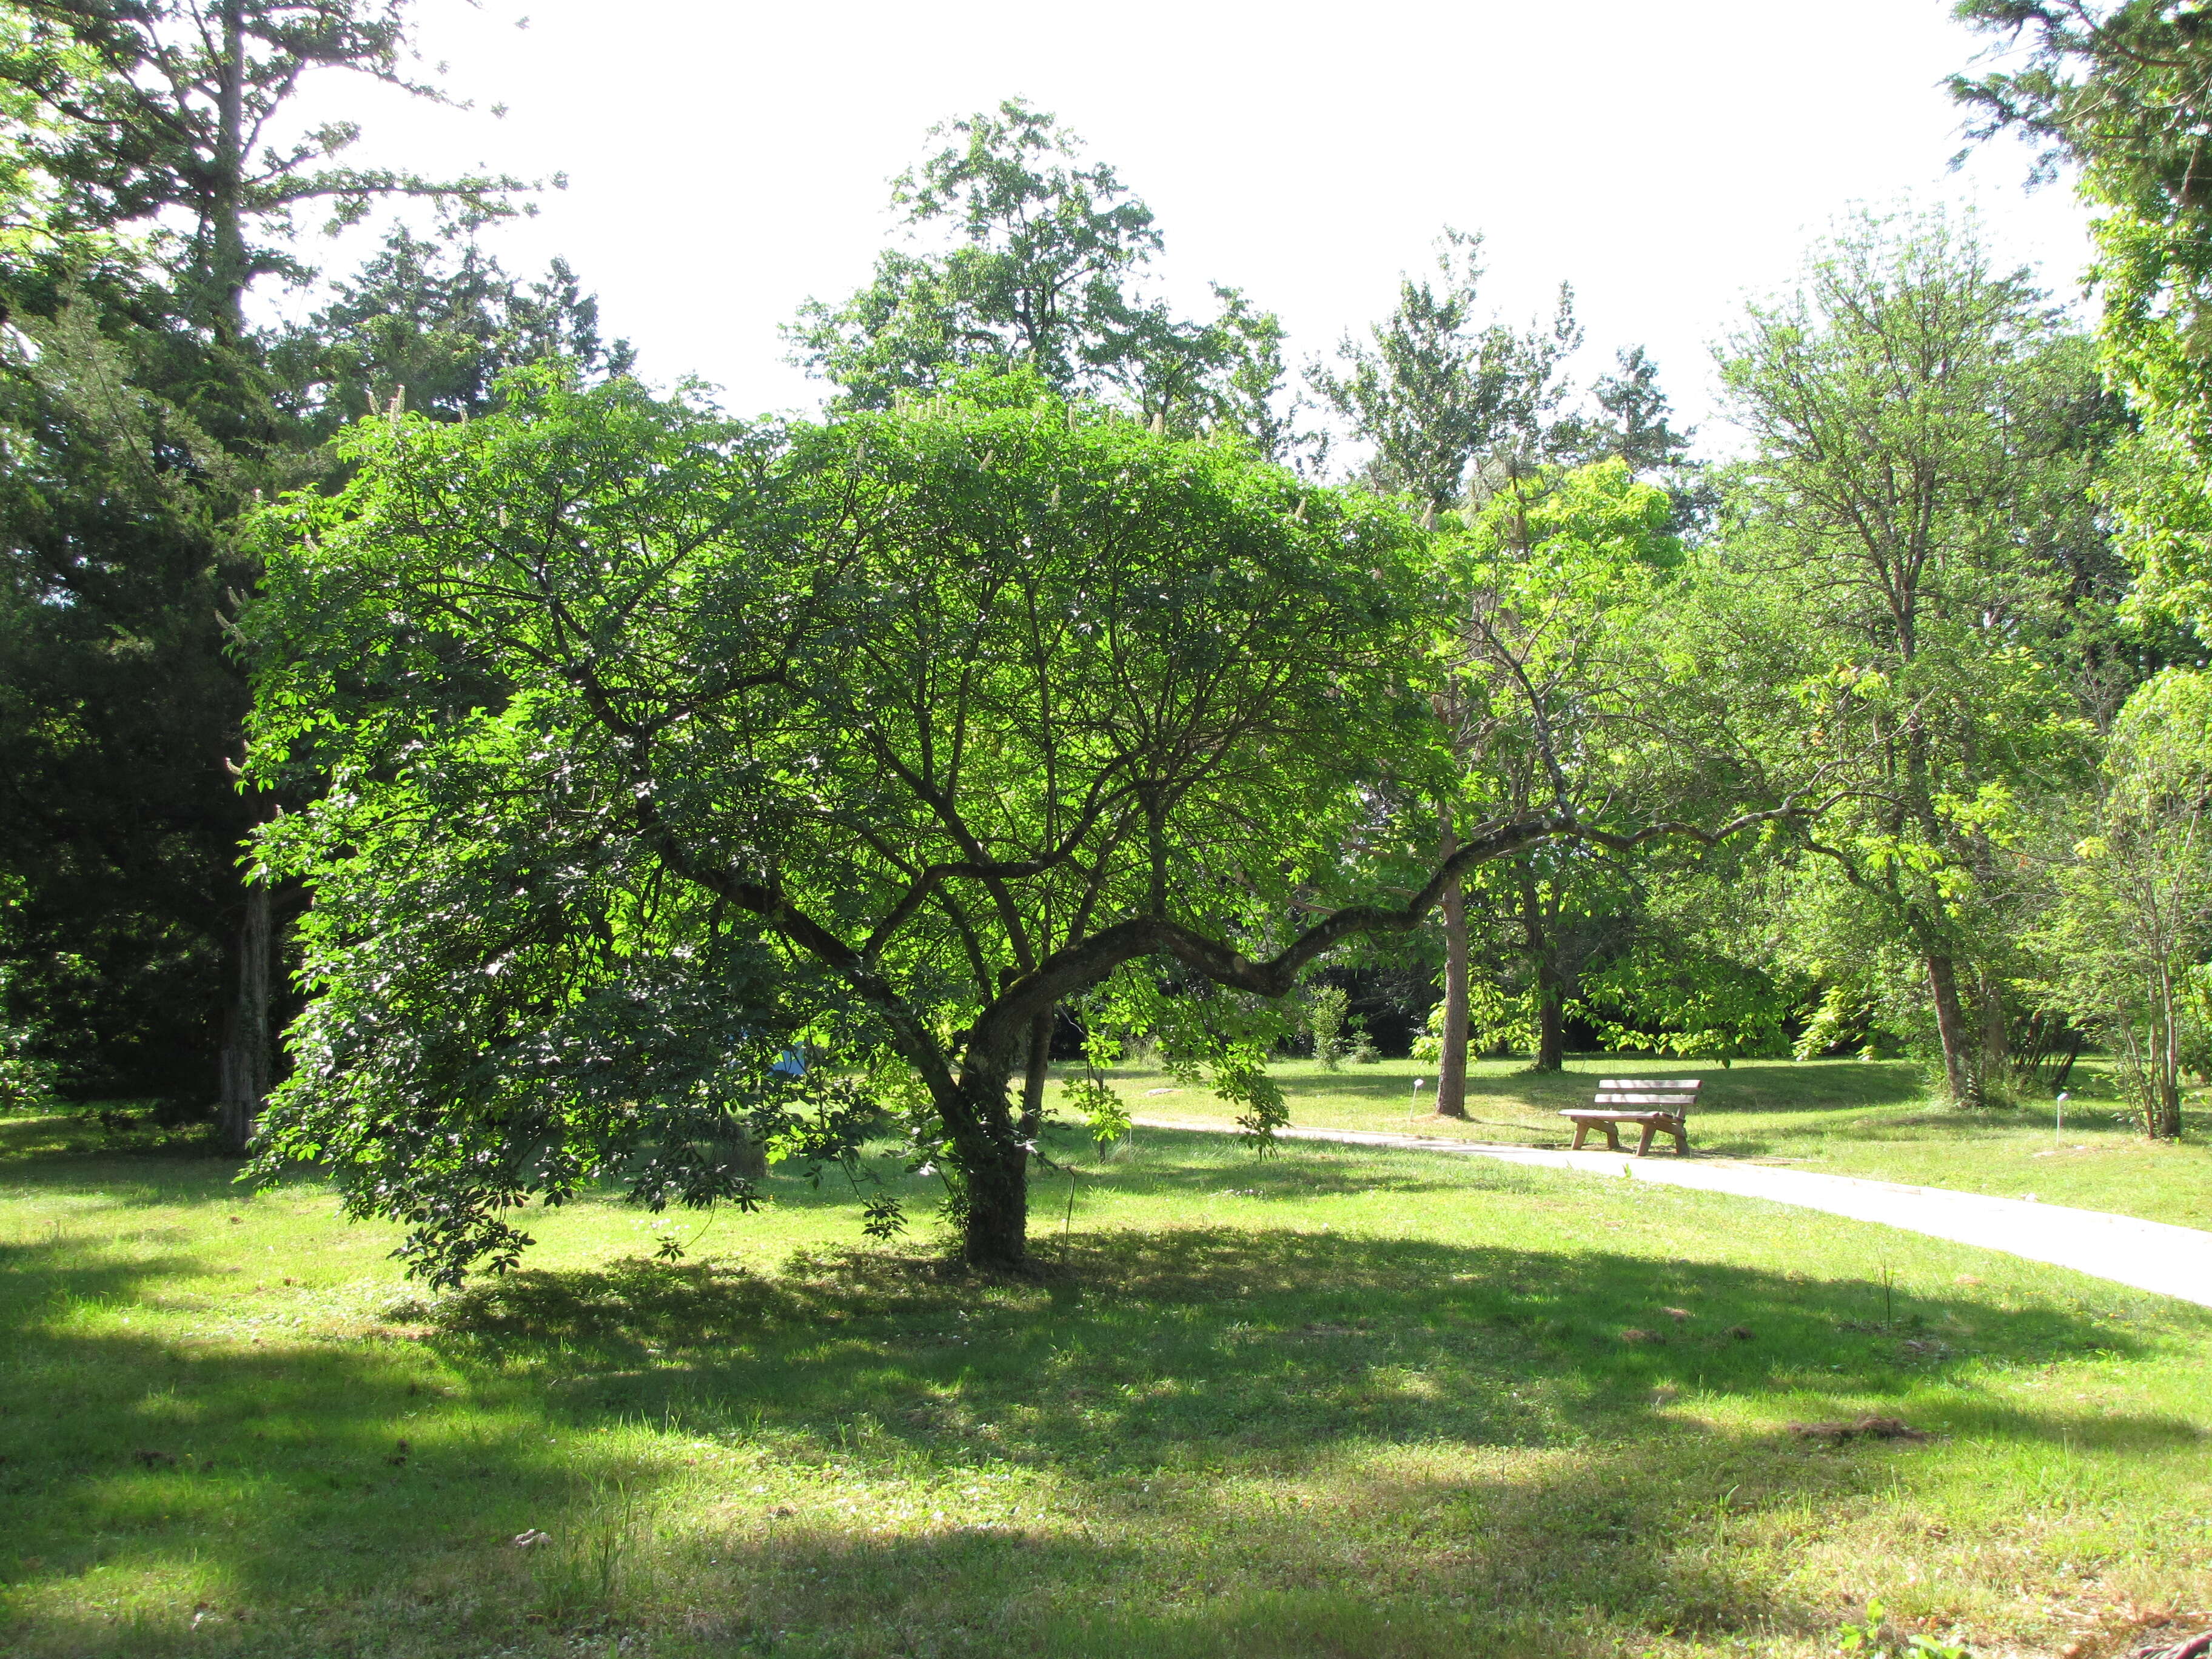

{"left": 1594, "top": 1079, "right": 1701, "bottom": 1117}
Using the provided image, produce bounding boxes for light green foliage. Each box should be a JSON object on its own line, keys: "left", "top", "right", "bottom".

{"left": 0, "top": 10, "right": 75, "bottom": 260}
{"left": 1705, "top": 208, "right": 2112, "bottom": 1103}
{"left": 1080, "top": 965, "right": 1295, "bottom": 1150}
{"left": 246, "top": 370, "right": 1427, "bottom": 1272}
{"left": 1954, "top": 1, "right": 2212, "bottom": 638}
{"left": 2095, "top": 193, "right": 2212, "bottom": 643}
{"left": 1411, "top": 980, "right": 1539, "bottom": 1062}
{"left": 1304, "top": 982, "right": 1351, "bottom": 1070}
{"left": 2036, "top": 669, "right": 2212, "bottom": 1136}
{"left": 1574, "top": 942, "right": 1795, "bottom": 1062}
{"left": 1835, "top": 1597, "right": 1970, "bottom": 1659}
{"left": 0, "top": 1004, "right": 54, "bottom": 1110}
{"left": 1313, "top": 227, "right": 1578, "bottom": 512}
{"left": 1430, "top": 459, "right": 1686, "bottom": 1067}
{"left": 1057, "top": 1071, "right": 1131, "bottom": 1154}
{"left": 1794, "top": 983, "right": 1891, "bottom": 1062}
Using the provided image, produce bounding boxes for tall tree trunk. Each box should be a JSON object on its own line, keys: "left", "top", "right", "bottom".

{"left": 1435, "top": 803, "right": 1469, "bottom": 1118}
{"left": 1925, "top": 952, "right": 1977, "bottom": 1106}
{"left": 1018, "top": 1008, "right": 1053, "bottom": 1136}
{"left": 1518, "top": 871, "right": 1566, "bottom": 1072}
{"left": 216, "top": 871, "right": 271, "bottom": 1152}
{"left": 1533, "top": 957, "right": 1566, "bottom": 1073}
{"left": 209, "top": 0, "right": 249, "bottom": 338}
{"left": 1978, "top": 968, "right": 2009, "bottom": 1097}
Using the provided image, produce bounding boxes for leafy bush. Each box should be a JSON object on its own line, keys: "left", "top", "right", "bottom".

{"left": 1305, "top": 984, "right": 1351, "bottom": 1070}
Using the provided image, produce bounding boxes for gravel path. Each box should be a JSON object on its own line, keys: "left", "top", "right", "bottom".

{"left": 1132, "top": 1116, "right": 2212, "bottom": 1309}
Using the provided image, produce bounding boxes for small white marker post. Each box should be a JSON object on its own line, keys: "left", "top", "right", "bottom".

{"left": 1411, "top": 1076, "right": 1426, "bottom": 1119}
{"left": 2055, "top": 1090, "right": 2069, "bottom": 1147}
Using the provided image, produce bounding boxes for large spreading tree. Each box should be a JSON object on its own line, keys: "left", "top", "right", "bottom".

{"left": 246, "top": 373, "right": 1804, "bottom": 1278}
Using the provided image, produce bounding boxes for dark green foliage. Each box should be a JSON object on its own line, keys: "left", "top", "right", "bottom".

{"left": 786, "top": 99, "right": 1298, "bottom": 455}
{"left": 1313, "top": 227, "right": 1580, "bottom": 512}
{"left": 0, "top": 0, "right": 527, "bottom": 328}
{"left": 1577, "top": 345, "right": 1696, "bottom": 475}
{"left": 1950, "top": 1, "right": 2212, "bottom": 212}
{"left": 0, "top": 298, "right": 253, "bottom": 1103}
{"left": 0, "top": 1, "right": 618, "bottom": 1125}
{"left": 269, "top": 230, "right": 634, "bottom": 440}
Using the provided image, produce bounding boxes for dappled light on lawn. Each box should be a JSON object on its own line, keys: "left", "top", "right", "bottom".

{"left": 2, "top": 1116, "right": 2208, "bottom": 1657}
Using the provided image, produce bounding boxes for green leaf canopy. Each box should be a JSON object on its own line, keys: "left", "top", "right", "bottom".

{"left": 246, "top": 372, "right": 1435, "bottom": 1276}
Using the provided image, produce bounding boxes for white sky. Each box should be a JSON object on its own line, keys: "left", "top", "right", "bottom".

{"left": 298, "top": 0, "right": 2092, "bottom": 454}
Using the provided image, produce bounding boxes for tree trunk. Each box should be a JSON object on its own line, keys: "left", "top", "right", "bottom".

{"left": 2152, "top": 966, "right": 2185, "bottom": 1139}
{"left": 1435, "top": 803, "right": 1469, "bottom": 1119}
{"left": 2050, "top": 1036, "right": 2081, "bottom": 1093}
{"left": 210, "top": 0, "right": 249, "bottom": 337}
{"left": 216, "top": 873, "right": 272, "bottom": 1152}
{"left": 1979, "top": 969, "right": 2009, "bottom": 1098}
{"left": 1925, "top": 952, "right": 1977, "bottom": 1107}
{"left": 2153, "top": 1074, "right": 2183, "bottom": 1139}
{"left": 1515, "top": 870, "right": 1567, "bottom": 1073}
{"left": 730, "top": 1128, "right": 769, "bottom": 1182}
{"left": 959, "top": 1127, "right": 1030, "bottom": 1272}
{"left": 1018, "top": 1008, "right": 1053, "bottom": 1136}
{"left": 1533, "top": 958, "right": 1566, "bottom": 1072}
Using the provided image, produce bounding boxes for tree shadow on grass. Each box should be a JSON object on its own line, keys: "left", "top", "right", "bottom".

{"left": 429, "top": 1227, "right": 2175, "bottom": 1444}
{"left": 413, "top": 1227, "right": 2205, "bottom": 1656}
{"left": 0, "top": 1113, "right": 243, "bottom": 1202}
{"left": 1082, "top": 1136, "right": 1546, "bottom": 1202}
{"left": 0, "top": 1229, "right": 664, "bottom": 1659}
{"left": 4, "top": 1141, "right": 2208, "bottom": 1658}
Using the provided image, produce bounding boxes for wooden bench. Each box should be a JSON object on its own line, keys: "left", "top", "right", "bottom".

{"left": 1560, "top": 1079, "right": 1700, "bottom": 1156}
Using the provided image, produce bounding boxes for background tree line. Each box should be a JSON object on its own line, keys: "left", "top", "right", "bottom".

{"left": 5, "top": 1, "right": 2211, "bottom": 1270}
{"left": 0, "top": 0, "right": 626, "bottom": 1139}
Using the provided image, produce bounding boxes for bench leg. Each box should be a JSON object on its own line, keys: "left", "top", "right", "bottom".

{"left": 1570, "top": 1121, "right": 1590, "bottom": 1151}
{"left": 1668, "top": 1119, "right": 1688, "bottom": 1155}
{"left": 1634, "top": 1119, "right": 1657, "bottom": 1157}
{"left": 1601, "top": 1122, "right": 1621, "bottom": 1152}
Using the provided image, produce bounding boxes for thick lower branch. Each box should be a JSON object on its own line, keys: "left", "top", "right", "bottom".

{"left": 970, "top": 797, "right": 1834, "bottom": 1055}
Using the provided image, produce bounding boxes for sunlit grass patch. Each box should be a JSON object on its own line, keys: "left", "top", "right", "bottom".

{"left": 1090, "top": 1054, "right": 2212, "bottom": 1230}
{"left": 1, "top": 1110, "right": 2208, "bottom": 1657}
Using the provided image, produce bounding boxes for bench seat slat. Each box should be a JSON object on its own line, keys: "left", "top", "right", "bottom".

{"left": 1567, "top": 1078, "right": 1701, "bottom": 1155}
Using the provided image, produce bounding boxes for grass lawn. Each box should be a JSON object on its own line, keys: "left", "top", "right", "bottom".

{"left": 4, "top": 1107, "right": 2211, "bottom": 1658}
{"left": 1079, "top": 1056, "right": 2212, "bottom": 1232}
